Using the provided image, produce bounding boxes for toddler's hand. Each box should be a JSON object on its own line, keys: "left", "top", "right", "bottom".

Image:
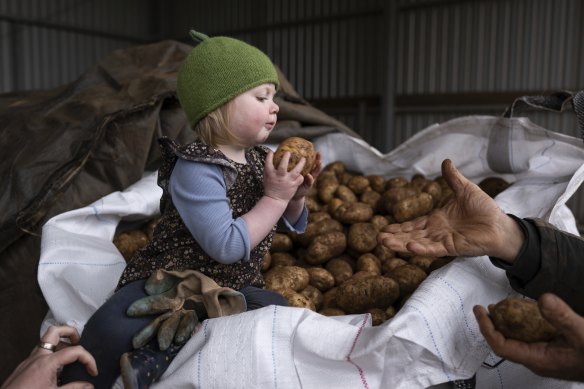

{"left": 293, "top": 152, "right": 322, "bottom": 200}
{"left": 264, "top": 151, "right": 305, "bottom": 202}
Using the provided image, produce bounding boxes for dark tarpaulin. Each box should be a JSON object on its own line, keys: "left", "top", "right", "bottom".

{"left": 0, "top": 40, "right": 358, "bottom": 381}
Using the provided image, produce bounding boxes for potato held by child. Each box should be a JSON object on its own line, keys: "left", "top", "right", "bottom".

{"left": 273, "top": 136, "right": 316, "bottom": 176}
{"left": 489, "top": 298, "right": 558, "bottom": 343}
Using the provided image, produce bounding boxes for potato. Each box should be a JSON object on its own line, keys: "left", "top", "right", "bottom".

{"left": 271, "top": 233, "right": 294, "bottom": 252}
{"left": 367, "top": 175, "right": 386, "bottom": 193}
{"left": 297, "top": 218, "right": 344, "bottom": 247}
{"left": 385, "top": 306, "right": 397, "bottom": 320}
{"left": 422, "top": 181, "right": 442, "bottom": 201}
{"left": 332, "top": 202, "right": 374, "bottom": 224}
{"left": 270, "top": 252, "right": 298, "bottom": 268}
{"left": 305, "top": 196, "right": 322, "bottom": 212}
{"left": 327, "top": 198, "right": 344, "bottom": 214}
{"left": 368, "top": 215, "right": 388, "bottom": 231}
{"left": 479, "top": 177, "right": 511, "bottom": 198}
{"left": 301, "top": 285, "right": 324, "bottom": 310}
{"left": 347, "top": 176, "right": 370, "bottom": 194}
{"left": 113, "top": 230, "right": 149, "bottom": 261}
{"left": 264, "top": 266, "right": 310, "bottom": 292}
{"left": 381, "top": 186, "right": 419, "bottom": 214}
{"left": 357, "top": 253, "right": 381, "bottom": 274}
{"left": 322, "top": 287, "right": 339, "bottom": 309}
{"left": 272, "top": 136, "right": 316, "bottom": 176}
{"left": 392, "top": 192, "right": 433, "bottom": 222}
{"left": 351, "top": 270, "right": 379, "bottom": 281}
{"left": 381, "top": 257, "right": 408, "bottom": 273}
{"left": 387, "top": 264, "right": 427, "bottom": 296}
{"left": 410, "top": 175, "right": 428, "bottom": 191}
{"left": 323, "top": 161, "right": 346, "bottom": 178}
{"left": 385, "top": 176, "right": 409, "bottom": 189}
{"left": 360, "top": 189, "right": 382, "bottom": 210}
{"left": 282, "top": 289, "right": 316, "bottom": 310}
{"left": 307, "top": 211, "right": 331, "bottom": 223}
{"left": 336, "top": 275, "right": 400, "bottom": 314}
{"left": 347, "top": 223, "right": 378, "bottom": 253}
{"left": 408, "top": 255, "right": 436, "bottom": 273}
{"left": 366, "top": 308, "right": 388, "bottom": 326}
{"left": 373, "top": 244, "right": 395, "bottom": 261}
{"left": 335, "top": 185, "right": 358, "bottom": 203}
{"left": 317, "top": 170, "right": 339, "bottom": 203}
{"left": 306, "top": 231, "right": 347, "bottom": 265}
{"left": 325, "top": 257, "right": 354, "bottom": 285}
{"left": 489, "top": 298, "right": 558, "bottom": 343}
{"left": 307, "top": 267, "right": 335, "bottom": 292}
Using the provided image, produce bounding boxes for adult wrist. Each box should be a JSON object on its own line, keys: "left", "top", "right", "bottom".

{"left": 492, "top": 213, "right": 525, "bottom": 263}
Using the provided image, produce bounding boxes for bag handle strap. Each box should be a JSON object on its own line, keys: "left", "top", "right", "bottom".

{"left": 488, "top": 90, "right": 584, "bottom": 174}
{"left": 502, "top": 90, "right": 584, "bottom": 141}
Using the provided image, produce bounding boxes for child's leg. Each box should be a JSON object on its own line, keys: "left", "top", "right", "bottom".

{"left": 59, "top": 279, "right": 155, "bottom": 388}
{"left": 238, "top": 286, "right": 288, "bottom": 310}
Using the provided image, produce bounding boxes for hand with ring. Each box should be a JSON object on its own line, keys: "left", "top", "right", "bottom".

{"left": 1, "top": 325, "right": 98, "bottom": 389}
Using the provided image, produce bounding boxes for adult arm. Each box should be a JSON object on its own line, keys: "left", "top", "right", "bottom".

{"left": 495, "top": 218, "right": 584, "bottom": 315}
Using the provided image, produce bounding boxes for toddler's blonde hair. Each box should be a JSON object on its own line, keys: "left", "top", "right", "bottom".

{"left": 193, "top": 101, "right": 239, "bottom": 148}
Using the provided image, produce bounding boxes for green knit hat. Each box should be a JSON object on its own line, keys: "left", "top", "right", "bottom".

{"left": 177, "top": 30, "right": 280, "bottom": 127}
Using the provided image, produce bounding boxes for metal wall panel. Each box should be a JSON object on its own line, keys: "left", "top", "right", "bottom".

{"left": 0, "top": 0, "right": 151, "bottom": 92}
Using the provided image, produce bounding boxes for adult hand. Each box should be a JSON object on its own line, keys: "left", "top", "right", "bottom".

{"left": 474, "top": 293, "right": 584, "bottom": 382}
{"left": 1, "top": 325, "right": 98, "bottom": 389}
{"left": 377, "top": 159, "right": 523, "bottom": 261}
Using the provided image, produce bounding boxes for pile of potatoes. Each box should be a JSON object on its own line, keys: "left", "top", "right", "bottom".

{"left": 261, "top": 160, "right": 462, "bottom": 325}
{"left": 113, "top": 160, "right": 510, "bottom": 326}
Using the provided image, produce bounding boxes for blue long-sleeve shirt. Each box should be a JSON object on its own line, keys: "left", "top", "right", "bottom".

{"left": 169, "top": 158, "right": 307, "bottom": 264}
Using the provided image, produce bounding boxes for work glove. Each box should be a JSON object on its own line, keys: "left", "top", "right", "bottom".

{"left": 127, "top": 271, "right": 202, "bottom": 350}
{"left": 127, "top": 269, "right": 247, "bottom": 351}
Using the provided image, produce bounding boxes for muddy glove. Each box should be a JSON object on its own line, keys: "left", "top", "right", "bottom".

{"left": 127, "top": 271, "right": 202, "bottom": 350}
{"left": 127, "top": 269, "right": 246, "bottom": 351}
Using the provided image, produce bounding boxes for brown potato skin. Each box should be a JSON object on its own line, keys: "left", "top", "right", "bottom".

{"left": 332, "top": 202, "right": 374, "bottom": 224}
{"left": 336, "top": 275, "right": 400, "bottom": 314}
{"left": 271, "top": 233, "right": 294, "bottom": 252}
{"left": 347, "top": 223, "right": 379, "bottom": 253}
{"left": 306, "top": 231, "right": 347, "bottom": 265}
{"left": 386, "top": 264, "right": 427, "bottom": 296}
{"left": 307, "top": 267, "right": 336, "bottom": 292}
{"left": 282, "top": 289, "right": 316, "bottom": 311}
{"left": 264, "top": 266, "right": 310, "bottom": 293}
{"left": 272, "top": 137, "right": 316, "bottom": 176}
{"left": 113, "top": 230, "right": 149, "bottom": 261}
{"left": 490, "top": 298, "right": 558, "bottom": 343}
{"left": 392, "top": 192, "right": 434, "bottom": 222}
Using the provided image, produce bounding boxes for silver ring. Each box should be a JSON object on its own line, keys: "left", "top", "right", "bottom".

{"left": 38, "top": 341, "right": 56, "bottom": 352}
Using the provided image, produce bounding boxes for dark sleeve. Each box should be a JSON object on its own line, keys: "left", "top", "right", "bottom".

{"left": 489, "top": 215, "right": 542, "bottom": 287}
{"left": 492, "top": 216, "right": 584, "bottom": 315}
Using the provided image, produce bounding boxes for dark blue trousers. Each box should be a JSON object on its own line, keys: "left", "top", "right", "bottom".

{"left": 60, "top": 280, "right": 286, "bottom": 389}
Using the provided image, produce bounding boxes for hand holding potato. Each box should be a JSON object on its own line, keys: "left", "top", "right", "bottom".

{"left": 263, "top": 150, "right": 306, "bottom": 203}
{"left": 474, "top": 294, "right": 584, "bottom": 382}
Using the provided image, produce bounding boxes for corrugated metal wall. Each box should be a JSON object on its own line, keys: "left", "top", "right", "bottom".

{"left": 0, "top": 0, "right": 152, "bottom": 92}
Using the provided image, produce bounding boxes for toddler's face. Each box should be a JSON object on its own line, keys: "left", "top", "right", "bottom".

{"left": 229, "top": 83, "right": 279, "bottom": 147}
